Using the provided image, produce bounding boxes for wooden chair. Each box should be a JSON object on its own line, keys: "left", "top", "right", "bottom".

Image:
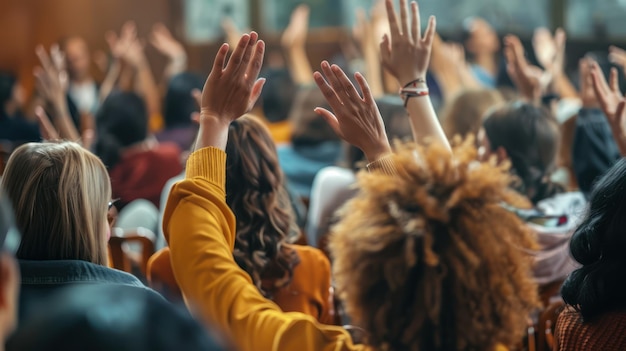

{"left": 108, "top": 227, "right": 156, "bottom": 277}
{"left": 536, "top": 301, "right": 565, "bottom": 351}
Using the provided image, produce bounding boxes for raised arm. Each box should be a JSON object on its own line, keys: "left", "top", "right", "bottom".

{"left": 34, "top": 45, "right": 80, "bottom": 142}
{"left": 590, "top": 60, "right": 626, "bottom": 156}
{"left": 150, "top": 23, "right": 188, "bottom": 84}
{"left": 165, "top": 32, "right": 361, "bottom": 351}
{"left": 380, "top": 0, "right": 449, "bottom": 150}
{"left": 281, "top": 5, "right": 314, "bottom": 86}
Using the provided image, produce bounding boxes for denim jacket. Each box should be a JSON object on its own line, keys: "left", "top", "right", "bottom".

{"left": 18, "top": 259, "right": 153, "bottom": 323}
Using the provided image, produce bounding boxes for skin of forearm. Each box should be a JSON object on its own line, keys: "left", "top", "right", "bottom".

{"left": 134, "top": 63, "right": 162, "bottom": 119}
{"left": 285, "top": 47, "right": 314, "bottom": 85}
{"left": 362, "top": 42, "right": 384, "bottom": 98}
{"left": 406, "top": 95, "right": 450, "bottom": 151}
{"left": 51, "top": 97, "right": 80, "bottom": 141}
{"left": 552, "top": 73, "right": 579, "bottom": 99}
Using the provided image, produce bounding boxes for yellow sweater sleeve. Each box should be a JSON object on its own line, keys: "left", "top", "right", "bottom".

{"left": 163, "top": 147, "right": 365, "bottom": 351}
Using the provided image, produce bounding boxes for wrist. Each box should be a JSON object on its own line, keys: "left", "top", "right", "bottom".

{"left": 363, "top": 142, "right": 392, "bottom": 163}
{"left": 399, "top": 75, "right": 426, "bottom": 88}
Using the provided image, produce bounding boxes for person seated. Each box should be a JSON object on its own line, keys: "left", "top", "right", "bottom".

{"left": 0, "top": 188, "right": 21, "bottom": 345}
{"left": 480, "top": 102, "right": 586, "bottom": 289}
{"left": 555, "top": 158, "right": 626, "bottom": 351}
{"left": 0, "top": 141, "right": 156, "bottom": 324}
{"left": 258, "top": 67, "right": 297, "bottom": 144}
{"left": 62, "top": 36, "right": 100, "bottom": 116}
{"left": 95, "top": 91, "right": 183, "bottom": 210}
{"left": 150, "top": 115, "right": 334, "bottom": 324}
{"left": 156, "top": 72, "right": 204, "bottom": 151}
{"left": 0, "top": 72, "right": 40, "bottom": 143}
{"left": 163, "top": 2, "right": 540, "bottom": 349}
{"left": 6, "top": 284, "right": 230, "bottom": 351}
{"left": 460, "top": 17, "right": 502, "bottom": 89}
{"left": 277, "top": 86, "right": 343, "bottom": 199}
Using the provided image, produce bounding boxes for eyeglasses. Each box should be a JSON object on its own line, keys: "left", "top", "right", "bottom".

{"left": 108, "top": 199, "right": 120, "bottom": 210}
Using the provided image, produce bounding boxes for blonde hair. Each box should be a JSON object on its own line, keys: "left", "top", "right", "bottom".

{"left": 442, "top": 89, "right": 504, "bottom": 140}
{"left": 330, "top": 140, "right": 540, "bottom": 351}
{"left": 1, "top": 142, "right": 110, "bottom": 265}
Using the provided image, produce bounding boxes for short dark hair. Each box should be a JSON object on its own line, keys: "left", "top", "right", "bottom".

{"left": 94, "top": 92, "right": 148, "bottom": 168}
{"left": 562, "top": 158, "right": 626, "bottom": 321}
{"left": 259, "top": 68, "right": 296, "bottom": 123}
{"left": 163, "top": 72, "right": 204, "bottom": 128}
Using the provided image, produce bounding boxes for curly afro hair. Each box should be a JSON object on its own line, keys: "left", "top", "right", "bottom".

{"left": 330, "top": 139, "right": 540, "bottom": 351}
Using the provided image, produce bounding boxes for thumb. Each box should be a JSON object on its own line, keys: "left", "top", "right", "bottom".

{"left": 314, "top": 108, "right": 343, "bottom": 138}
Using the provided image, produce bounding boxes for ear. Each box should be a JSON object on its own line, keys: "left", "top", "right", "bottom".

{"left": 0, "top": 253, "right": 19, "bottom": 337}
{"left": 496, "top": 146, "right": 508, "bottom": 164}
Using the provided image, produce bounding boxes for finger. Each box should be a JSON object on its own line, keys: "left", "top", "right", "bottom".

{"left": 332, "top": 65, "right": 361, "bottom": 101}
{"left": 35, "top": 106, "right": 59, "bottom": 140}
{"left": 610, "top": 67, "right": 620, "bottom": 94}
{"left": 236, "top": 32, "right": 258, "bottom": 77}
{"left": 211, "top": 43, "right": 229, "bottom": 75}
{"left": 35, "top": 46, "right": 54, "bottom": 74}
{"left": 313, "top": 70, "right": 344, "bottom": 112}
{"left": 247, "top": 78, "right": 266, "bottom": 109}
{"left": 399, "top": 0, "right": 410, "bottom": 37}
{"left": 225, "top": 33, "right": 251, "bottom": 72}
{"left": 410, "top": 1, "right": 420, "bottom": 42}
{"left": 422, "top": 16, "right": 436, "bottom": 47}
{"left": 385, "top": 0, "right": 401, "bottom": 39}
{"left": 314, "top": 107, "right": 343, "bottom": 138}
{"left": 380, "top": 34, "right": 392, "bottom": 66}
{"left": 591, "top": 60, "right": 611, "bottom": 95}
{"left": 591, "top": 69, "right": 608, "bottom": 108}
{"left": 245, "top": 40, "right": 266, "bottom": 85}
{"left": 321, "top": 62, "right": 348, "bottom": 100}
{"left": 355, "top": 72, "right": 375, "bottom": 104}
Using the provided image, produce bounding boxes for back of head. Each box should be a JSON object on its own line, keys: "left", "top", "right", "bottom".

{"left": 442, "top": 89, "right": 503, "bottom": 139}
{"left": 483, "top": 102, "right": 562, "bottom": 204}
{"left": 164, "top": 72, "right": 204, "bottom": 129}
{"left": 562, "top": 158, "right": 626, "bottom": 321}
{"left": 7, "top": 284, "right": 230, "bottom": 351}
{"left": 259, "top": 67, "right": 296, "bottom": 123}
{"left": 0, "top": 142, "right": 110, "bottom": 265}
{"left": 331, "top": 141, "right": 540, "bottom": 351}
{"left": 225, "top": 115, "right": 298, "bottom": 295}
{"left": 95, "top": 91, "right": 148, "bottom": 168}
{"left": 289, "top": 86, "right": 339, "bottom": 146}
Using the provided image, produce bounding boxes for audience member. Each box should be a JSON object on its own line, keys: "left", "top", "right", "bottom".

{"left": 556, "top": 158, "right": 626, "bottom": 350}
{"left": 460, "top": 17, "right": 501, "bottom": 88}
{"left": 442, "top": 88, "right": 503, "bottom": 140}
{"left": 0, "top": 189, "right": 21, "bottom": 347}
{"left": 278, "top": 86, "right": 342, "bottom": 199}
{"left": 95, "top": 91, "right": 182, "bottom": 210}
{"left": 0, "top": 73, "right": 40, "bottom": 143}
{"left": 7, "top": 285, "right": 230, "bottom": 351}
{"left": 0, "top": 142, "right": 156, "bottom": 324}
{"left": 156, "top": 72, "right": 203, "bottom": 150}
{"left": 61, "top": 36, "right": 100, "bottom": 116}
{"left": 481, "top": 102, "right": 586, "bottom": 287}
{"left": 151, "top": 115, "right": 335, "bottom": 323}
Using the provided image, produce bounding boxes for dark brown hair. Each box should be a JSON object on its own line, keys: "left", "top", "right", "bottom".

{"left": 483, "top": 102, "right": 564, "bottom": 204}
{"left": 225, "top": 115, "right": 300, "bottom": 296}
{"left": 331, "top": 140, "right": 540, "bottom": 351}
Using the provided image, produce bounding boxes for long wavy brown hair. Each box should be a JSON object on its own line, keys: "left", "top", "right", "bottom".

{"left": 225, "top": 115, "right": 300, "bottom": 297}
{"left": 330, "top": 140, "right": 540, "bottom": 351}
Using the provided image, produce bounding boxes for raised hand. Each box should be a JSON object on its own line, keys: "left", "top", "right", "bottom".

{"left": 34, "top": 45, "right": 68, "bottom": 105}
{"left": 504, "top": 35, "right": 546, "bottom": 104}
{"left": 106, "top": 21, "right": 147, "bottom": 68}
{"left": 313, "top": 61, "right": 390, "bottom": 162}
{"left": 380, "top": 0, "right": 436, "bottom": 87}
{"left": 195, "top": 32, "right": 265, "bottom": 151}
{"left": 281, "top": 4, "right": 310, "bottom": 49}
{"left": 150, "top": 23, "right": 186, "bottom": 60}
{"left": 590, "top": 60, "right": 623, "bottom": 123}
{"left": 609, "top": 46, "right": 626, "bottom": 75}
{"left": 533, "top": 28, "right": 566, "bottom": 74}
